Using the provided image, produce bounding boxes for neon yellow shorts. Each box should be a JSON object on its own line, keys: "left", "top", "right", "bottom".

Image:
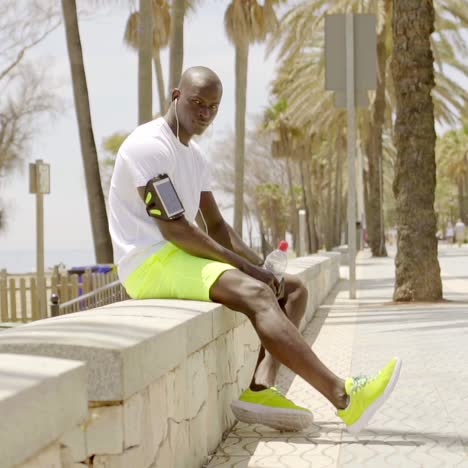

{"left": 124, "top": 242, "right": 236, "bottom": 302}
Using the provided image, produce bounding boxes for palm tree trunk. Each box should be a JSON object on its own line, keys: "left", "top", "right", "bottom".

{"left": 302, "top": 159, "right": 318, "bottom": 253}
{"left": 233, "top": 43, "right": 248, "bottom": 236}
{"left": 285, "top": 157, "right": 298, "bottom": 251}
{"left": 138, "top": 0, "right": 153, "bottom": 124}
{"left": 366, "top": 3, "right": 389, "bottom": 257}
{"left": 153, "top": 49, "right": 166, "bottom": 115}
{"left": 362, "top": 139, "right": 370, "bottom": 246}
{"left": 299, "top": 160, "right": 311, "bottom": 252}
{"left": 464, "top": 154, "right": 468, "bottom": 220}
{"left": 245, "top": 210, "right": 253, "bottom": 248}
{"left": 335, "top": 140, "right": 343, "bottom": 245}
{"left": 325, "top": 156, "right": 333, "bottom": 250}
{"left": 168, "top": 0, "right": 185, "bottom": 100}
{"left": 458, "top": 178, "right": 464, "bottom": 220}
{"left": 391, "top": 0, "right": 442, "bottom": 301}
{"left": 259, "top": 218, "right": 269, "bottom": 259}
{"left": 61, "top": 0, "right": 113, "bottom": 263}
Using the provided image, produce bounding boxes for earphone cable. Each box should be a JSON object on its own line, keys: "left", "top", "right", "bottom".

{"left": 198, "top": 208, "right": 208, "bottom": 235}
{"left": 175, "top": 98, "right": 180, "bottom": 141}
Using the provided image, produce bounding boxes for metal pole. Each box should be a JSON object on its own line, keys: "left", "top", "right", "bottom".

{"left": 298, "top": 209, "right": 307, "bottom": 257}
{"left": 356, "top": 145, "right": 366, "bottom": 249}
{"left": 36, "top": 160, "right": 46, "bottom": 317}
{"left": 50, "top": 293, "right": 60, "bottom": 317}
{"left": 346, "top": 14, "right": 357, "bottom": 299}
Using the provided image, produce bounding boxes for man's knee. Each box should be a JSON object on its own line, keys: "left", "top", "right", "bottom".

{"left": 210, "top": 269, "right": 277, "bottom": 317}
{"left": 240, "top": 280, "right": 277, "bottom": 317}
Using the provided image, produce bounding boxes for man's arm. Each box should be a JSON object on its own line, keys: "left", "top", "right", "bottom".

{"left": 137, "top": 187, "right": 278, "bottom": 292}
{"left": 197, "top": 191, "right": 264, "bottom": 266}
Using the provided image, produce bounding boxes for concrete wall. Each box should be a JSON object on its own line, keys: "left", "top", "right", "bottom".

{"left": 0, "top": 253, "right": 339, "bottom": 468}
{"left": 0, "top": 353, "right": 87, "bottom": 468}
{"left": 332, "top": 245, "right": 349, "bottom": 266}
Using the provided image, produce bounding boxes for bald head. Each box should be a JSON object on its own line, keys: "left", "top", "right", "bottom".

{"left": 178, "top": 66, "right": 223, "bottom": 95}
{"left": 168, "top": 66, "right": 223, "bottom": 141}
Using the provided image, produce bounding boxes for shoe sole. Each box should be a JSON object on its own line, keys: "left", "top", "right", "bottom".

{"left": 230, "top": 400, "right": 314, "bottom": 432}
{"left": 346, "top": 357, "right": 402, "bottom": 435}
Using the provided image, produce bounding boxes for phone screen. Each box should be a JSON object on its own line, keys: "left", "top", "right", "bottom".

{"left": 154, "top": 178, "right": 184, "bottom": 217}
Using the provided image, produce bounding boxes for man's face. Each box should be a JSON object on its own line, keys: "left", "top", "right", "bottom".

{"left": 176, "top": 81, "right": 222, "bottom": 136}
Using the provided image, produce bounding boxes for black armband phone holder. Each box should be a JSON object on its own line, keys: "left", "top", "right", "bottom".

{"left": 144, "top": 174, "right": 185, "bottom": 220}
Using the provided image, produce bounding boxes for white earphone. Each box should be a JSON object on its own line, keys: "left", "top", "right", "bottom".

{"left": 174, "top": 97, "right": 180, "bottom": 141}
{"left": 173, "top": 95, "right": 208, "bottom": 234}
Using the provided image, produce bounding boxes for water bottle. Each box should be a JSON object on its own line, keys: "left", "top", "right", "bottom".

{"left": 263, "top": 240, "right": 288, "bottom": 281}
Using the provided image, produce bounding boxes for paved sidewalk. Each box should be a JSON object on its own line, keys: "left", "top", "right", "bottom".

{"left": 207, "top": 244, "right": 468, "bottom": 467}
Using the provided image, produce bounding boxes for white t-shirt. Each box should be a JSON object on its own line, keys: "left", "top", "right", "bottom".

{"left": 108, "top": 117, "right": 212, "bottom": 282}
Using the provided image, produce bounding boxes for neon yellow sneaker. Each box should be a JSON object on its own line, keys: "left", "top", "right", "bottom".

{"left": 231, "top": 386, "right": 314, "bottom": 432}
{"left": 338, "top": 357, "right": 402, "bottom": 434}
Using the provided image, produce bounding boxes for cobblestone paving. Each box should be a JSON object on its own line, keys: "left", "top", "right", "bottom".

{"left": 207, "top": 245, "right": 468, "bottom": 467}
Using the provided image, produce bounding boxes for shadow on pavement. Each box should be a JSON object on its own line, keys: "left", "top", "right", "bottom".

{"left": 364, "top": 427, "right": 468, "bottom": 446}
{"left": 356, "top": 278, "right": 394, "bottom": 290}
{"left": 324, "top": 307, "right": 468, "bottom": 327}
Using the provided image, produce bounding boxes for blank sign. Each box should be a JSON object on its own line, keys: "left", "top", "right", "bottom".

{"left": 37, "top": 163, "right": 50, "bottom": 194}
{"left": 325, "top": 14, "right": 377, "bottom": 92}
{"left": 29, "top": 161, "right": 50, "bottom": 194}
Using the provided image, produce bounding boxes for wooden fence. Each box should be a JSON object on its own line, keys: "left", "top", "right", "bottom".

{"left": 0, "top": 268, "right": 121, "bottom": 324}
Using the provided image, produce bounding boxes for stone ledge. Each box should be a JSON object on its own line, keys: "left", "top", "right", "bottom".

{"left": 0, "top": 253, "right": 340, "bottom": 468}
{"left": 0, "top": 254, "right": 339, "bottom": 403}
{"left": 0, "top": 353, "right": 87, "bottom": 468}
{"left": 332, "top": 245, "right": 349, "bottom": 265}
{"left": 0, "top": 300, "right": 230, "bottom": 401}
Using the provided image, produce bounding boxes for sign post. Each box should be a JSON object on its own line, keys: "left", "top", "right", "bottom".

{"left": 29, "top": 159, "right": 50, "bottom": 317}
{"left": 346, "top": 13, "right": 357, "bottom": 299}
{"left": 325, "top": 13, "right": 376, "bottom": 299}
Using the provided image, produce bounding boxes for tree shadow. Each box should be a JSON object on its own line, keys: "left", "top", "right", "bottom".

{"left": 210, "top": 422, "right": 468, "bottom": 466}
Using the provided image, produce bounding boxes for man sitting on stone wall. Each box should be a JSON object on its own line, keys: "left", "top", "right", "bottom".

{"left": 108, "top": 66, "right": 401, "bottom": 434}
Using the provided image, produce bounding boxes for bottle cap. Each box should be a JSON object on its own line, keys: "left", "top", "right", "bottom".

{"left": 279, "top": 240, "right": 288, "bottom": 251}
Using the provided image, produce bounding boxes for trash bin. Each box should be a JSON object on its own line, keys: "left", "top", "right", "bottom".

{"left": 68, "top": 264, "right": 114, "bottom": 296}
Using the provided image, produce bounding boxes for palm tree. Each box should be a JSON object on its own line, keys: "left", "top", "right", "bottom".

{"left": 208, "top": 120, "right": 290, "bottom": 253}
{"left": 437, "top": 123, "right": 468, "bottom": 221}
{"left": 124, "top": 0, "right": 171, "bottom": 115}
{"left": 391, "top": 0, "right": 442, "bottom": 301}
{"left": 271, "top": 37, "right": 350, "bottom": 251}
{"left": 224, "top": 0, "right": 278, "bottom": 236}
{"left": 137, "top": 0, "right": 153, "bottom": 124}
{"left": 365, "top": 0, "right": 390, "bottom": 257}
{"left": 61, "top": 0, "right": 113, "bottom": 263}
{"left": 263, "top": 99, "right": 302, "bottom": 250}
{"left": 167, "top": 0, "right": 186, "bottom": 102}
{"left": 269, "top": 4, "right": 366, "bottom": 252}
{"left": 270, "top": 1, "right": 390, "bottom": 257}
{"left": 268, "top": 0, "right": 467, "bottom": 258}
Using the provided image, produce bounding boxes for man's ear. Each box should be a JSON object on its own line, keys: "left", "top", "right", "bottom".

{"left": 172, "top": 88, "right": 181, "bottom": 102}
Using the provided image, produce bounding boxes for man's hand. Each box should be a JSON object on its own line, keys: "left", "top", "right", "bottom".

{"left": 242, "top": 263, "right": 283, "bottom": 298}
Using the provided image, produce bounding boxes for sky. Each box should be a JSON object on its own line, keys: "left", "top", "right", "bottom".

{"left": 0, "top": 3, "right": 279, "bottom": 263}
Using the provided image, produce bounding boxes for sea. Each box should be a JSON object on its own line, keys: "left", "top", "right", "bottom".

{"left": 0, "top": 249, "right": 97, "bottom": 274}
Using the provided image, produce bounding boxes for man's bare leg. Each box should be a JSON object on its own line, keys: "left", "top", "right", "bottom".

{"left": 210, "top": 269, "right": 347, "bottom": 410}
{"left": 250, "top": 274, "right": 308, "bottom": 391}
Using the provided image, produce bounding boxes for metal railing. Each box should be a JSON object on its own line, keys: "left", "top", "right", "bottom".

{"left": 50, "top": 280, "right": 129, "bottom": 317}
{"left": 1, "top": 269, "right": 122, "bottom": 323}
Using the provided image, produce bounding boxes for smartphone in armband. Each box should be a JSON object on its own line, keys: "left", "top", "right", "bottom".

{"left": 144, "top": 174, "right": 185, "bottom": 220}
